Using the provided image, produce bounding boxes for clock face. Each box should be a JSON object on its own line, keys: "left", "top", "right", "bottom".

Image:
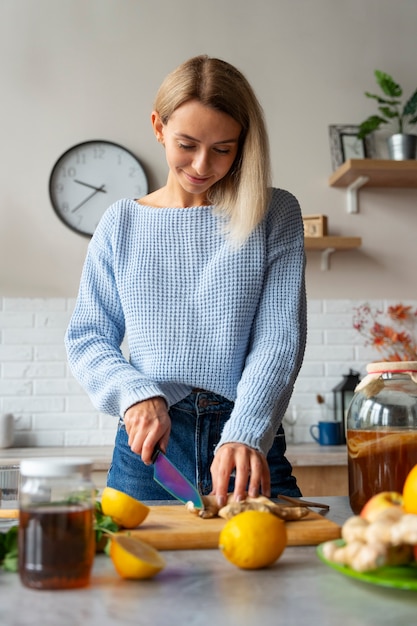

{"left": 49, "top": 140, "right": 148, "bottom": 236}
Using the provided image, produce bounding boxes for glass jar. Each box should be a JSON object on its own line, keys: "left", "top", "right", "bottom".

{"left": 347, "top": 361, "right": 417, "bottom": 514}
{"left": 18, "top": 457, "right": 96, "bottom": 590}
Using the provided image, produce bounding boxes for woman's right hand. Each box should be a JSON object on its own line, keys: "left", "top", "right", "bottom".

{"left": 123, "top": 397, "right": 171, "bottom": 464}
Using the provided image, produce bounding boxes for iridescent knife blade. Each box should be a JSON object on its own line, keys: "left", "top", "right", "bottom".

{"left": 152, "top": 447, "right": 203, "bottom": 508}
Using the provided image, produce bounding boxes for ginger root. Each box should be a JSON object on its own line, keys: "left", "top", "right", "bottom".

{"left": 185, "top": 494, "right": 309, "bottom": 521}
{"left": 323, "top": 507, "right": 417, "bottom": 573}
{"left": 323, "top": 539, "right": 387, "bottom": 572}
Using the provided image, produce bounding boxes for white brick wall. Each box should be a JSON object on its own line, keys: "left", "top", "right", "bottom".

{"left": 0, "top": 298, "right": 116, "bottom": 447}
{"left": 1, "top": 297, "right": 415, "bottom": 447}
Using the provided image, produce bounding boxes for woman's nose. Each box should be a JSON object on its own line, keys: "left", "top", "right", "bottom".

{"left": 193, "top": 149, "right": 210, "bottom": 174}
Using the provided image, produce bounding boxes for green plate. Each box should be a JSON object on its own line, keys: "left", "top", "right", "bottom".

{"left": 317, "top": 539, "right": 417, "bottom": 591}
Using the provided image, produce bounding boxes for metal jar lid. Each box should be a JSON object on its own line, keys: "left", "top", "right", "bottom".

{"left": 19, "top": 457, "right": 92, "bottom": 478}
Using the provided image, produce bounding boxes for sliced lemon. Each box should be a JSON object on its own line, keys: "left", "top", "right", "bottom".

{"left": 101, "top": 486, "right": 150, "bottom": 529}
{"left": 110, "top": 534, "right": 165, "bottom": 579}
{"left": 219, "top": 510, "right": 287, "bottom": 570}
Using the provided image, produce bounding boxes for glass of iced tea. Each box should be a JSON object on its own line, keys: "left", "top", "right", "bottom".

{"left": 347, "top": 361, "right": 417, "bottom": 514}
{"left": 18, "top": 457, "right": 96, "bottom": 590}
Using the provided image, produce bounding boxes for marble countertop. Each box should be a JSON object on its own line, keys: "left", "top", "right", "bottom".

{"left": 1, "top": 497, "right": 415, "bottom": 626}
{"left": 0, "top": 443, "right": 347, "bottom": 469}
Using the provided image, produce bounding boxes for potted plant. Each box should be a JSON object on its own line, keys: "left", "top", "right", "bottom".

{"left": 357, "top": 70, "right": 417, "bottom": 160}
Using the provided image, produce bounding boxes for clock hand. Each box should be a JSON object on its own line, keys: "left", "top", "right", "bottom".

{"left": 74, "top": 179, "right": 107, "bottom": 193}
{"left": 71, "top": 185, "right": 106, "bottom": 213}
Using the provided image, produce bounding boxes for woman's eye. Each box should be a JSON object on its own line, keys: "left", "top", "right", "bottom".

{"left": 178, "top": 143, "right": 195, "bottom": 150}
{"left": 214, "top": 147, "right": 231, "bottom": 155}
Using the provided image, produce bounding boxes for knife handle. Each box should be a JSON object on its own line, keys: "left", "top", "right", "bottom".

{"left": 151, "top": 444, "right": 162, "bottom": 464}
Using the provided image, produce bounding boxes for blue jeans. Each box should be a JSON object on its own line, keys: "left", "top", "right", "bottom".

{"left": 107, "top": 390, "right": 301, "bottom": 500}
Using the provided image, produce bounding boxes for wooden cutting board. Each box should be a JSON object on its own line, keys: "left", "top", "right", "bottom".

{"left": 129, "top": 505, "right": 341, "bottom": 550}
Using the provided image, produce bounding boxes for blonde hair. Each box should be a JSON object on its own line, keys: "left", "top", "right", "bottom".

{"left": 154, "top": 55, "right": 271, "bottom": 244}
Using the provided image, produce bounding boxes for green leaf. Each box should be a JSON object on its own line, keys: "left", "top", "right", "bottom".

{"left": 365, "top": 92, "right": 401, "bottom": 107}
{"left": 403, "top": 89, "right": 417, "bottom": 117}
{"left": 378, "top": 106, "right": 399, "bottom": 119}
{"left": 3, "top": 549, "right": 18, "bottom": 572}
{"left": 374, "top": 70, "right": 402, "bottom": 98}
{"left": 94, "top": 500, "right": 120, "bottom": 542}
{"left": 357, "top": 115, "right": 388, "bottom": 138}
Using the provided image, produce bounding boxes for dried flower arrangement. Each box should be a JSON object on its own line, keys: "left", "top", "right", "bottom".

{"left": 353, "top": 303, "right": 417, "bottom": 362}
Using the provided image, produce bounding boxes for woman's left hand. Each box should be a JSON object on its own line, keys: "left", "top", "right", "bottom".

{"left": 210, "top": 443, "right": 271, "bottom": 507}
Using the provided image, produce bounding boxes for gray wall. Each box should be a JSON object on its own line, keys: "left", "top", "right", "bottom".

{"left": 1, "top": 0, "right": 417, "bottom": 298}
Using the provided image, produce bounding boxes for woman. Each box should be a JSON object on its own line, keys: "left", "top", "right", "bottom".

{"left": 65, "top": 55, "right": 307, "bottom": 506}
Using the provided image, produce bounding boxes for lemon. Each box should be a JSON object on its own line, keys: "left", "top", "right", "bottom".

{"left": 219, "top": 510, "right": 287, "bottom": 569}
{"left": 403, "top": 464, "right": 417, "bottom": 514}
{"left": 110, "top": 534, "right": 165, "bottom": 579}
{"left": 101, "top": 486, "right": 150, "bottom": 528}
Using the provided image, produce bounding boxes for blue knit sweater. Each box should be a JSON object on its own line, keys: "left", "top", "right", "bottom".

{"left": 65, "top": 188, "right": 307, "bottom": 456}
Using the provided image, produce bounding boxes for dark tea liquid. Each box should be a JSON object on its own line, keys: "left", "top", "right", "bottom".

{"left": 19, "top": 505, "right": 95, "bottom": 590}
{"left": 347, "top": 429, "right": 417, "bottom": 514}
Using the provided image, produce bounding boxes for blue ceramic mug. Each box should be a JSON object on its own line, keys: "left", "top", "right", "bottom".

{"left": 310, "top": 421, "right": 342, "bottom": 446}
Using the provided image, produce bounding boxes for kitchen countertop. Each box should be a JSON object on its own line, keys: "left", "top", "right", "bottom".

{"left": 1, "top": 497, "right": 415, "bottom": 626}
{"left": 0, "top": 442, "right": 347, "bottom": 469}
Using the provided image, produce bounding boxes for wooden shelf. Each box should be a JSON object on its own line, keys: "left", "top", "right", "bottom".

{"left": 304, "top": 236, "right": 361, "bottom": 250}
{"left": 329, "top": 159, "right": 417, "bottom": 188}
{"left": 304, "top": 236, "right": 361, "bottom": 270}
{"left": 328, "top": 159, "right": 417, "bottom": 213}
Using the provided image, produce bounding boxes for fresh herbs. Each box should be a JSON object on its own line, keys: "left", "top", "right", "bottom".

{"left": 0, "top": 526, "right": 19, "bottom": 572}
{"left": 94, "top": 500, "right": 120, "bottom": 542}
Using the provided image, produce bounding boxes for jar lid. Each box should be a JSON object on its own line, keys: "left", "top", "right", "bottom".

{"left": 356, "top": 361, "right": 417, "bottom": 398}
{"left": 366, "top": 361, "right": 417, "bottom": 374}
{"left": 20, "top": 457, "right": 92, "bottom": 477}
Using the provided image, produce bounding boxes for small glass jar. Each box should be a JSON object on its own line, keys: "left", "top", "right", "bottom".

{"left": 347, "top": 361, "right": 417, "bottom": 514}
{"left": 18, "top": 457, "right": 96, "bottom": 590}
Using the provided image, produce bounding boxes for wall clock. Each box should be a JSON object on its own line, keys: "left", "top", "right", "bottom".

{"left": 49, "top": 140, "right": 148, "bottom": 236}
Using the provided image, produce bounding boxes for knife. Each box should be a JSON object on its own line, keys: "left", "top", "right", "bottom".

{"left": 151, "top": 446, "right": 204, "bottom": 509}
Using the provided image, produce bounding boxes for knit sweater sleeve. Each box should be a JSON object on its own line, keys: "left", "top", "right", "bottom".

{"left": 65, "top": 203, "right": 166, "bottom": 417}
{"left": 215, "top": 188, "right": 307, "bottom": 456}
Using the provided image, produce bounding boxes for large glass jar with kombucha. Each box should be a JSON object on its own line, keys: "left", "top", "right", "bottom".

{"left": 346, "top": 361, "right": 417, "bottom": 514}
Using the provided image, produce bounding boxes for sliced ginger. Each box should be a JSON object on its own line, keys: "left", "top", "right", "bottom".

{"left": 186, "top": 494, "right": 309, "bottom": 521}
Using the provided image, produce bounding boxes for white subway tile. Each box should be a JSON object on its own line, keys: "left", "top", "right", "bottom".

{"left": 3, "top": 363, "right": 66, "bottom": 378}
{"left": 2, "top": 397, "right": 65, "bottom": 412}
{"left": 33, "top": 414, "right": 98, "bottom": 430}
{"left": 3, "top": 329, "right": 65, "bottom": 345}
{"left": 3, "top": 298, "right": 66, "bottom": 312}
{"left": 35, "top": 345, "right": 67, "bottom": 361}
{"left": 0, "top": 345, "right": 33, "bottom": 360}
{"left": 0, "top": 313, "right": 34, "bottom": 328}
{"left": 0, "top": 380, "right": 32, "bottom": 396}
{"left": 34, "top": 379, "right": 83, "bottom": 395}
{"left": 35, "top": 312, "right": 72, "bottom": 328}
